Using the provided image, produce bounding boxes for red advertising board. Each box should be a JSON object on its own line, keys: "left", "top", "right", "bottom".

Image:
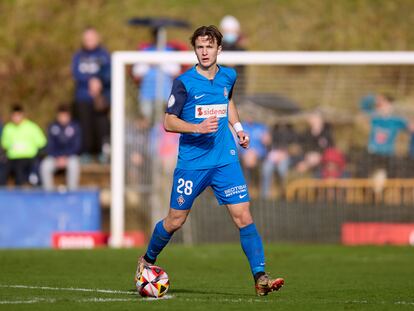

{"left": 342, "top": 222, "right": 414, "bottom": 245}
{"left": 52, "top": 231, "right": 146, "bottom": 249}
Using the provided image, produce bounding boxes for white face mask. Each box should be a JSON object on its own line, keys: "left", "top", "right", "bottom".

{"left": 223, "top": 33, "right": 238, "bottom": 44}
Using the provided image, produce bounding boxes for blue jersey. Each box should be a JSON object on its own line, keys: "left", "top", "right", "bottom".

{"left": 166, "top": 65, "right": 239, "bottom": 170}
{"left": 368, "top": 115, "right": 407, "bottom": 155}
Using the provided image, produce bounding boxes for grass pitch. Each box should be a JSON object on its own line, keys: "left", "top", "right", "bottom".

{"left": 0, "top": 244, "right": 413, "bottom": 310}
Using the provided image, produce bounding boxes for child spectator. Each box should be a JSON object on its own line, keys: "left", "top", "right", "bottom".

{"left": 320, "top": 146, "right": 347, "bottom": 179}
{"left": 40, "top": 104, "right": 82, "bottom": 191}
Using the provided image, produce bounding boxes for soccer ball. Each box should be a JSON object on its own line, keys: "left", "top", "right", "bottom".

{"left": 136, "top": 265, "right": 169, "bottom": 298}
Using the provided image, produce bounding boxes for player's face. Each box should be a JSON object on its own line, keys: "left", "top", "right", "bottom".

{"left": 194, "top": 36, "right": 222, "bottom": 70}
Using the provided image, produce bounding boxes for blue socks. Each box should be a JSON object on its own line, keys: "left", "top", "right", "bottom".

{"left": 144, "top": 220, "right": 173, "bottom": 263}
{"left": 144, "top": 220, "right": 265, "bottom": 278}
{"left": 239, "top": 223, "right": 266, "bottom": 276}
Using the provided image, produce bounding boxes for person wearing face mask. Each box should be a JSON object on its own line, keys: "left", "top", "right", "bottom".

{"left": 219, "top": 15, "right": 247, "bottom": 96}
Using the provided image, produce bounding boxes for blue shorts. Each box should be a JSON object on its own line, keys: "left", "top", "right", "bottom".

{"left": 170, "top": 161, "right": 250, "bottom": 210}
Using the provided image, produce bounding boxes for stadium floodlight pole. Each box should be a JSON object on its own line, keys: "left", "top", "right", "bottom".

{"left": 110, "top": 51, "right": 414, "bottom": 248}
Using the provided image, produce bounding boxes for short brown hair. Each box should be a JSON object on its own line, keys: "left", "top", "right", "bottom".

{"left": 190, "top": 25, "right": 223, "bottom": 47}
{"left": 57, "top": 103, "right": 71, "bottom": 114}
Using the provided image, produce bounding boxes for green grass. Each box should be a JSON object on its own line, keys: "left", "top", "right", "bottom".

{"left": 1, "top": 244, "right": 414, "bottom": 310}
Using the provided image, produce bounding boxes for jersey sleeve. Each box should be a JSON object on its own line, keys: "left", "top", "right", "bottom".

{"left": 165, "top": 78, "right": 187, "bottom": 116}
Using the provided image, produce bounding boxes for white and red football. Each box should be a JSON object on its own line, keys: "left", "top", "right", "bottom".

{"left": 136, "top": 265, "right": 170, "bottom": 298}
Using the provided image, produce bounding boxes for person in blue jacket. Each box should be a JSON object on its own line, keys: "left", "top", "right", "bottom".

{"left": 358, "top": 94, "right": 409, "bottom": 177}
{"left": 72, "top": 26, "right": 110, "bottom": 163}
{"left": 40, "top": 104, "right": 82, "bottom": 190}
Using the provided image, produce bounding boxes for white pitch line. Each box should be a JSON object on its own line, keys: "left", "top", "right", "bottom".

{"left": 0, "top": 298, "right": 57, "bottom": 304}
{"left": 0, "top": 284, "right": 135, "bottom": 295}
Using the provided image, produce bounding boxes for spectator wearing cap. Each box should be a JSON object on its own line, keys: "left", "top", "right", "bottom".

{"left": 40, "top": 104, "right": 82, "bottom": 191}
{"left": 1, "top": 105, "right": 46, "bottom": 186}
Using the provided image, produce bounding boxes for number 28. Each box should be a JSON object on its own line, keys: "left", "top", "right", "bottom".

{"left": 177, "top": 178, "right": 193, "bottom": 195}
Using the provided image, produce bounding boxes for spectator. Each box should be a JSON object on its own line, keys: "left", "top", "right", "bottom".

{"left": 240, "top": 117, "right": 271, "bottom": 189}
{"left": 150, "top": 120, "right": 180, "bottom": 208}
{"left": 125, "top": 115, "right": 152, "bottom": 187}
{"left": 72, "top": 26, "right": 111, "bottom": 163}
{"left": 1, "top": 105, "right": 46, "bottom": 186}
{"left": 358, "top": 94, "right": 409, "bottom": 177}
{"left": 261, "top": 123, "right": 300, "bottom": 198}
{"left": 132, "top": 30, "right": 181, "bottom": 123}
{"left": 295, "top": 110, "right": 334, "bottom": 176}
{"left": 219, "top": 15, "right": 247, "bottom": 95}
{"left": 151, "top": 120, "right": 179, "bottom": 179}
{"left": 40, "top": 104, "right": 82, "bottom": 191}
{"left": 320, "top": 146, "right": 347, "bottom": 179}
{"left": 0, "top": 118, "right": 7, "bottom": 185}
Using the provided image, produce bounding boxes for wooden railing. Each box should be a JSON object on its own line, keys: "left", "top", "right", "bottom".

{"left": 285, "top": 178, "right": 414, "bottom": 205}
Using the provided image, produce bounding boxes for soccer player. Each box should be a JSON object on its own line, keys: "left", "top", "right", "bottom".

{"left": 135, "top": 25, "right": 284, "bottom": 296}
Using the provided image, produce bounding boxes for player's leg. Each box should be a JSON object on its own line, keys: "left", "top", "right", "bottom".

{"left": 135, "top": 167, "right": 210, "bottom": 282}
{"left": 227, "top": 202, "right": 284, "bottom": 296}
{"left": 226, "top": 202, "right": 265, "bottom": 276}
{"left": 135, "top": 208, "right": 190, "bottom": 283}
{"left": 144, "top": 208, "right": 190, "bottom": 264}
{"left": 212, "top": 162, "right": 284, "bottom": 295}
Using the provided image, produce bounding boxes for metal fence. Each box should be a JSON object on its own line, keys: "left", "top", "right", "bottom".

{"left": 122, "top": 61, "right": 414, "bottom": 244}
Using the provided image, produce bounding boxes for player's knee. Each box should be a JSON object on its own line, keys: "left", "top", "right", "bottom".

{"left": 233, "top": 210, "right": 253, "bottom": 228}
{"left": 237, "top": 214, "right": 253, "bottom": 228}
{"left": 164, "top": 212, "right": 187, "bottom": 232}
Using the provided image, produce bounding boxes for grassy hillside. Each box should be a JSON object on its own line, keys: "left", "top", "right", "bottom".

{"left": 1, "top": 0, "right": 414, "bottom": 126}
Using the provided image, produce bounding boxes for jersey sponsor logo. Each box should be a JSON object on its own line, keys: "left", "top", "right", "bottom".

{"left": 194, "top": 94, "right": 205, "bottom": 99}
{"left": 168, "top": 95, "right": 175, "bottom": 108}
{"left": 195, "top": 104, "right": 227, "bottom": 118}
{"left": 224, "top": 184, "right": 247, "bottom": 197}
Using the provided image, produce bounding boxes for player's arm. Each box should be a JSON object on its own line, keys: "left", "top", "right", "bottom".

{"left": 165, "top": 78, "right": 218, "bottom": 134}
{"left": 164, "top": 113, "right": 218, "bottom": 134}
{"left": 228, "top": 99, "right": 249, "bottom": 149}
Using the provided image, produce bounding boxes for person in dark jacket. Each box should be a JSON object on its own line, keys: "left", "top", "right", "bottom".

{"left": 72, "top": 26, "right": 110, "bottom": 163}
{"left": 40, "top": 104, "right": 82, "bottom": 190}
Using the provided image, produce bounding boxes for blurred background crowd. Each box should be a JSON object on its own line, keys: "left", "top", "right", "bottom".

{"left": 2, "top": 0, "right": 414, "bottom": 204}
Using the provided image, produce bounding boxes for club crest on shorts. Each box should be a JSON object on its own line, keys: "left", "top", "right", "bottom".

{"left": 177, "top": 195, "right": 185, "bottom": 206}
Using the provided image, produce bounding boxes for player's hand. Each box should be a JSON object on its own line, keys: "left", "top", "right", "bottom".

{"left": 237, "top": 131, "right": 249, "bottom": 149}
{"left": 196, "top": 116, "right": 219, "bottom": 133}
